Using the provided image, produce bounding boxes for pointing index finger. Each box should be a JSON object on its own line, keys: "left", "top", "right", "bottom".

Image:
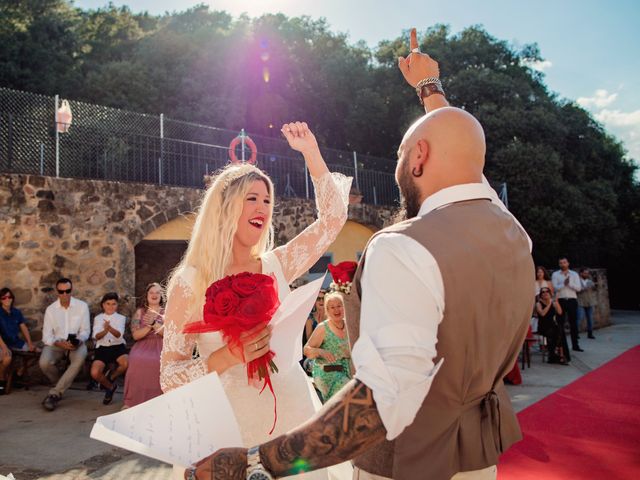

{"left": 410, "top": 28, "right": 419, "bottom": 51}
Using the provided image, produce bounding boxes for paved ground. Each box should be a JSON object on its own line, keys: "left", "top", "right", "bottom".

{"left": 506, "top": 310, "right": 640, "bottom": 412}
{"left": 1, "top": 310, "right": 638, "bottom": 480}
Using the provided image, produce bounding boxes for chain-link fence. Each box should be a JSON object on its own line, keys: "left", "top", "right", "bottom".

{"left": 0, "top": 87, "right": 400, "bottom": 206}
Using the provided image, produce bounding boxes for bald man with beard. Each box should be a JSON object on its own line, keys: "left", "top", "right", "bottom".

{"left": 189, "top": 29, "right": 535, "bottom": 480}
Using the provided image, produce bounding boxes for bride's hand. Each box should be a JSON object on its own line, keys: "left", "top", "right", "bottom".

{"left": 227, "top": 323, "right": 273, "bottom": 365}
{"left": 281, "top": 122, "right": 319, "bottom": 155}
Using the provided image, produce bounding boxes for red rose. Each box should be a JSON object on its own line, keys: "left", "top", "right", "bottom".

{"left": 236, "top": 277, "right": 280, "bottom": 320}
{"left": 328, "top": 261, "right": 358, "bottom": 284}
{"left": 231, "top": 272, "right": 271, "bottom": 297}
{"left": 205, "top": 276, "right": 233, "bottom": 303}
{"left": 213, "top": 289, "right": 240, "bottom": 316}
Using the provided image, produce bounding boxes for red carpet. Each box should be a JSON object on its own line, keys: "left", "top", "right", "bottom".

{"left": 498, "top": 345, "right": 640, "bottom": 480}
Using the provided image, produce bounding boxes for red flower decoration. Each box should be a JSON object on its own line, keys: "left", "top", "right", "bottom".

{"left": 328, "top": 261, "right": 358, "bottom": 284}
{"left": 183, "top": 272, "right": 281, "bottom": 434}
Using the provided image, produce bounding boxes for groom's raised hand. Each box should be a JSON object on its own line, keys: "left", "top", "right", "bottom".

{"left": 397, "top": 28, "right": 440, "bottom": 87}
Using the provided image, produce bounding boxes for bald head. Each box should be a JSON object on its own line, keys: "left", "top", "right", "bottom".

{"left": 397, "top": 107, "right": 486, "bottom": 202}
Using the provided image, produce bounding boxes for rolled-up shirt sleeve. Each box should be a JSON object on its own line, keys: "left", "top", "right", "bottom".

{"left": 351, "top": 233, "right": 445, "bottom": 440}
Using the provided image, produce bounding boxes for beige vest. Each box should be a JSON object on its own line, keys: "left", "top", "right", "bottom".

{"left": 344, "top": 198, "right": 534, "bottom": 480}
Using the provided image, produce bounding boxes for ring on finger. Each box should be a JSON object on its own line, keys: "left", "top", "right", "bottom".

{"left": 411, "top": 48, "right": 420, "bottom": 53}
{"left": 254, "top": 342, "right": 259, "bottom": 352}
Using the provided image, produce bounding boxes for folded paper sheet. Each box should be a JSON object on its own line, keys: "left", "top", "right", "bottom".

{"left": 271, "top": 274, "right": 326, "bottom": 372}
{"left": 90, "top": 372, "right": 242, "bottom": 468}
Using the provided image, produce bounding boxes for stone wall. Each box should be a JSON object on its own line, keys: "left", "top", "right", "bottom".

{"left": 0, "top": 174, "right": 202, "bottom": 329}
{"left": 2, "top": 172, "right": 610, "bottom": 337}
{"left": 0, "top": 173, "right": 396, "bottom": 333}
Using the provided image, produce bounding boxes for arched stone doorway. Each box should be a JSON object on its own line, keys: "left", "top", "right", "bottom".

{"left": 134, "top": 214, "right": 195, "bottom": 299}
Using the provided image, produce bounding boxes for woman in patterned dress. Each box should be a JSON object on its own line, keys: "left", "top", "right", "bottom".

{"left": 304, "top": 292, "right": 352, "bottom": 402}
{"left": 160, "top": 122, "right": 351, "bottom": 479}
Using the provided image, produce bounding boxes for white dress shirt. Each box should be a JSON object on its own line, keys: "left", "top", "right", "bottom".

{"left": 351, "top": 179, "right": 532, "bottom": 440}
{"left": 552, "top": 270, "right": 582, "bottom": 299}
{"left": 92, "top": 312, "right": 127, "bottom": 348}
{"left": 42, "top": 297, "right": 91, "bottom": 346}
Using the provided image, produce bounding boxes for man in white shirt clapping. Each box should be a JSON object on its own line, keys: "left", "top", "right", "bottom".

{"left": 552, "top": 257, "right": 583, "bottom": 355}
{"left": 39, "top": 278, "right": 90, "bottom": 411}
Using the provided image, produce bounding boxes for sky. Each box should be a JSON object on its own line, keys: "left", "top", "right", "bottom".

{"left": 77, "top": 0, "right": 640, "bottom": 164}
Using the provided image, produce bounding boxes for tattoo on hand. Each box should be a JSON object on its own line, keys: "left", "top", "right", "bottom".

{"left": 260, "top": 380, "right": 386, "bottom": 477}
{"left": 211, "top": 451, "right": 246, "bottom": 480}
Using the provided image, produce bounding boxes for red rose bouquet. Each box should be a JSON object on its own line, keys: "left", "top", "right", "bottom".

{"left": 328, "top": 261, "right": 358, "bottom": 294}
{"left": 183, "top": 272, "right": 281, "bottom": 432}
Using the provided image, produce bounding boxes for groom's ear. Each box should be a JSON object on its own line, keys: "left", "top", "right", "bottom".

{"left": 413, "top": 138, "right": 430, "bottom": 169}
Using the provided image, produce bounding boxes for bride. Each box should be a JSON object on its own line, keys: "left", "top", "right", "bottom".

{"left": 160, "top": 121, "right": 352, "bottom": 479}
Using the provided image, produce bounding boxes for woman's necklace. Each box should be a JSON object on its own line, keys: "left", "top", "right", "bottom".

{"left": 329, "top": 318, "right": 345, "bottom": 330}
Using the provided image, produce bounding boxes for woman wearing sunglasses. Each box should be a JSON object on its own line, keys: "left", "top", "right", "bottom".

{"left": 0, "top": 287, "right": 36, "bottom": 393}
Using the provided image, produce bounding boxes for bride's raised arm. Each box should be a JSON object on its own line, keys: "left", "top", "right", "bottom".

{"left": 274, "top": 122, "right": 352, "bottom": 284}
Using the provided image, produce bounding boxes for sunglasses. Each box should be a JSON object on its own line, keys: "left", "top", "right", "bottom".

{"left": 540, "top": 289, "right": 551, "bottom": 294}
{"left": 1, "top": 295, "right": 12, "bottom": 300}
{"left": 57, "top": 288, "right": 72, "bottom": 295}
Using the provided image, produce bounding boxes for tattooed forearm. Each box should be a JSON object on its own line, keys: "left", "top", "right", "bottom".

{"left": 260, "top": 379, "right": 386, "bottom": 477}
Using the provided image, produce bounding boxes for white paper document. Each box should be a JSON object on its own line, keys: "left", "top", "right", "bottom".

{"left": 90, "top": 372, "right": 242, "bottom": 468}
{"left": 271, "top": 274, "right": 326, "bottom": 373}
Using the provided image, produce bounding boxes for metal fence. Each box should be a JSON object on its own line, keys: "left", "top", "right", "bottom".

{"left": 0, "top": 87, "right": 400, "bottom": 206}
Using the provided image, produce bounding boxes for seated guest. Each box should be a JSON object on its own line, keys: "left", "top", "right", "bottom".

{"left": 0, "top": 335, "right": 11, "bottom": 393}
{"left": 0, "top": 287, "right": 36, "bottom": 353}
{"left": 0, "top": 287, "right": 36, "bottom": 392}
{"left": 91, "top": 292, "right": 128, "bottom": 405}
{"left": 123, "top": 283, "right": 165, "bottom": 408}
{"left": 39, "top": 278, "right": 91, "bottom": 411}
{"left": 536, "top": 287, "right": 568, "bottom": 365}
{"left": 304, "top": 291, "right": 352, "bottom": 402}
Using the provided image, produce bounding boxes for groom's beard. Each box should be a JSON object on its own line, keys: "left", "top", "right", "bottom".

{"left": 393, "top": 159, "right": 422, "bottom": 223}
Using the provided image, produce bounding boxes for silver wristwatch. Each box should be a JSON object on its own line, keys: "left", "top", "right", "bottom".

{"left": 247, "top": 446, "right": 274, "bottom": 480}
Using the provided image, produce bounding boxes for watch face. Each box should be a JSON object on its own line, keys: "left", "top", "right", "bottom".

{"left": 248, "top": 471, "right": 271, "bottom": 480}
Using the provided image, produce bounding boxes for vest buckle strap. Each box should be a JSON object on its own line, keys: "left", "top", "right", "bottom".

{"left": 480, "top": 390, "right": 504, "bottom": 455}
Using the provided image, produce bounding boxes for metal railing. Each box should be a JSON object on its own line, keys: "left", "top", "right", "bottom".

{"left": 0, "top": 87, "right": 400, "bottom": 206}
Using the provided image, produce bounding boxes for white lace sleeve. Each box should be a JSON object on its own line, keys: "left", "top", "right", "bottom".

{"left": 274, "top": 171, "right": 352, "bottom": 283}
{"left": 160, "top": 270, "right": 208, "bottom": 392}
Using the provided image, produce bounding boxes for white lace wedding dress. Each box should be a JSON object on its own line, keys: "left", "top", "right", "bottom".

{"left": 160, "top": 172, "right": 352, "bottom": 479}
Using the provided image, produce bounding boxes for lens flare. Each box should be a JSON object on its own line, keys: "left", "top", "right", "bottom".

{"left": 291, "top": 458, "right": 310, "bottom": 473}
{"left": 263, "top": 66, "right": 270, "bottom": 83}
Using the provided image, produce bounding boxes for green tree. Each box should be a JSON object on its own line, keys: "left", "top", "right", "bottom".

{"left": 0, "top": 2, "right": 638, "bottom": 307}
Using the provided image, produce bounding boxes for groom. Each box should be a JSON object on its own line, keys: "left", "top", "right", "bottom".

{"left": 188, "top": 28, "right": 534, "bottom": 480}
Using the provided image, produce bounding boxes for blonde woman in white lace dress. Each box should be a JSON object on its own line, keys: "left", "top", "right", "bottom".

{"left": 160, "top": 122, "right": 352, "bottom": 479}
